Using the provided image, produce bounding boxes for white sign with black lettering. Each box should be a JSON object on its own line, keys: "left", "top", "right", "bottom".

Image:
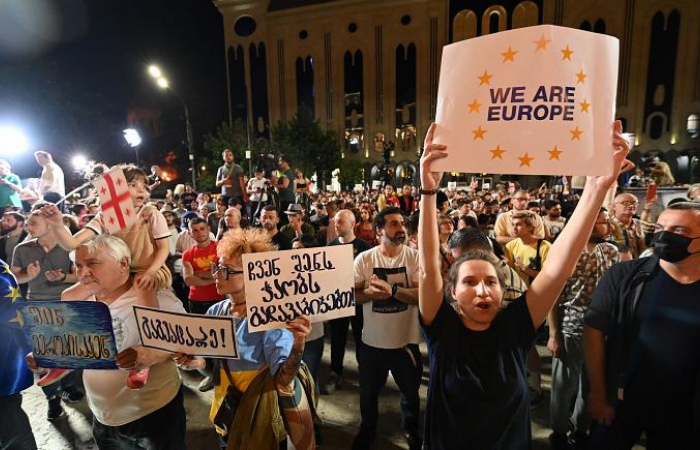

{"left": 242, "top": 245, "right": 356, "bottom": 332}
{"left": 133, "top": 306, "right": 239, "bottom": 359}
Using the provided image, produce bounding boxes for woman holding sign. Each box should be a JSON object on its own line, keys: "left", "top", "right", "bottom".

{"left": 176, "top": 228, "right": 316, "bottom": 450}
{"left": 417, "top": 121, "right": 629, "bottom": 449}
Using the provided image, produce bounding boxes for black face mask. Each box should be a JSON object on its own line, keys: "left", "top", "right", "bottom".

{"left": 652, "top": 231, "right": 700, "bottom": 262}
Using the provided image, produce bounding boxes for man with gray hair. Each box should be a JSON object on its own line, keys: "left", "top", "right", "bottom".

{"left": 28, "top": 235, "right": 187, "bottom": 449}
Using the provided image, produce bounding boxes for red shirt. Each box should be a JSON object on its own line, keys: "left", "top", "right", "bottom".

{"left": 182, "top": 240, "right": 225, "bottom": 302}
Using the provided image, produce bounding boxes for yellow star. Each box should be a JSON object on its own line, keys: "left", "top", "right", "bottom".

{"left": 478, "top": 70, "right": 493, "bottom": 86}
{"left": 561, "top": 45, "right": 574, "bottom": 61}
{"left": 9, "top": 310, "right": 25, "bottom": 327}
{"left": 490, "top": 145, "right": 506, "bottom": 159}
{"left": 576, "top": 69, "right": 587, "bottom": 84}
{"left": 570, "top": 127, "right": 583, "bottom": 141}
{"left": 534, "top": 34, "right": 551, "bottom": 51}
{"left": 2, "top": 264, "right": 10, "bottom": 274}
{"left": 468, "top": 99, "right": 482, "bottom": 113}
{"left": 579, "top": 99, "right": 591, "bottom": 113}
{"left": 472, "top": 126, "right": 487, "bottom": 140}
{"left": 548, "top": 146, "right": 563, "bottom": 160}
{"left": 5, "top": 285, "right": 21, "bottom": 303}
{"left": 518, "top": 152, "right": 534, "bottom": 167}
{"left": 501, "top": 46, "right": 518, "bottom": 62}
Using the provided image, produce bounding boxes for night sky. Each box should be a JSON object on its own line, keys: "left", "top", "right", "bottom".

{"left": 0, "top": 0, "right": 227, "bottom": 182}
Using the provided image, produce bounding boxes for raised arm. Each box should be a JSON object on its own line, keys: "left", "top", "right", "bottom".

{"left": 418, "top": 123, "right": 448, "bottom": 326}
{"left": 39, "top": 203, "right": 95, "bottom": 250}
{"left": 526, "top": 121, "right": 630, "bottom": 327}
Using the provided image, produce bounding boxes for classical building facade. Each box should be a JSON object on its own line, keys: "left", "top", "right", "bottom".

{"left": 213, "top": 0, "right": 700, "bottom": 184}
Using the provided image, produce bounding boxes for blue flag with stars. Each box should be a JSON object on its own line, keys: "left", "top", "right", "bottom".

{"left": 0, "top": 259, "right": 33, "bottom": 396}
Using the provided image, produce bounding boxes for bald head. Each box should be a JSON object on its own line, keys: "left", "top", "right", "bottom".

{"left": 334, "top": 209, "right": 357, "bottom": 240}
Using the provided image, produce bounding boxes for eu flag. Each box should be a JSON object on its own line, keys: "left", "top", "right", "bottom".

{"left": 0, "top": 258, "right": 33, "bottom": 396}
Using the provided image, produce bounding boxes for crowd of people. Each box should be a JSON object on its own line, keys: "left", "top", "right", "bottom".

{"left": 1, "top": 122, "right": 700, "bottom": 450}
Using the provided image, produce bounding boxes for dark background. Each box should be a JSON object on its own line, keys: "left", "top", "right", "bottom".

{"left": 0, "top": 0, "right": 227, "bottom": 183}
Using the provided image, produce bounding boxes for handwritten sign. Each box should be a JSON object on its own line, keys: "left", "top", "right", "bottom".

{"left": 434, "top": 24, "right": 619, "bottom": 177}
{"left": 133, "top": 307, "right": 238, "bottom": 359}
{"left": 242, "top": 245, "right": 355, "bottom": 332}
{"left": 19, "top": 301, "right": 118, "bottom": 370}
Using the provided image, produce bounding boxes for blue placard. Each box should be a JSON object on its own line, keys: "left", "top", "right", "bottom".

{"left": 19, "top": 301, "right": 118, "bottom": 370}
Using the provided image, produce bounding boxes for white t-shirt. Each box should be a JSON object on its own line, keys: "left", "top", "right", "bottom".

{"left": 354, "top": 245, "right": 421, "bottom": 349}
{"left": 83, "top": 288, "right": 184, "bottom": 426}
{"left": 247, "top": 177, "right": 268, "bottom": 202}
{"left": 39, "top": 161, "right": 65, "bottom": 196}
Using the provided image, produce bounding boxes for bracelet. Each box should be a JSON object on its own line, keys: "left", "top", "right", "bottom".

{"left": 59, "top": 273, "right": 67, "bottom": 282}
{"left": 419, "top": 188, "right": 438, "bottom": 195}
{"left": 391, "top": 283, "right": 399, "bottom": 297}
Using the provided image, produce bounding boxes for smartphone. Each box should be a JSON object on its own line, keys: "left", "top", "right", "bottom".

{"left": 646, "top": 183, "right": 657, "bottom": 202}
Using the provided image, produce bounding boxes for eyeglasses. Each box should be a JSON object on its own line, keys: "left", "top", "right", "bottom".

{"left": 615, "top": 201, "right": 638, "bottom": 207}
{"left": 210, "top": 263, "right": 243, "bottom": 280}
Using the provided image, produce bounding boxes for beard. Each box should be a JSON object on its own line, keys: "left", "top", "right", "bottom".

{"left": 1, "top": 224, "right": 17, "bottom": 236}
{"left": 387, "top": 231, "right": 406, "bottom": 245}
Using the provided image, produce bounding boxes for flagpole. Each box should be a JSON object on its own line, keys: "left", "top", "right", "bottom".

{"left": 54, "top": 181, "right": 93, "bottom": 207}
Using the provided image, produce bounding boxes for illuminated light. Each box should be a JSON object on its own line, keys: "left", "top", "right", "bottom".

{"left": 200, "top": 166, "right": 206, "bottom": 171}
{"left": 0, "top": 126, "right": 30, "bottom": 156}
{"left": 71, "top": 155, "right": 88, "bottom": 171}
{"left": 157, "top": 77, "right": 169, "bottom": 89}
{"left": 670, "top": 134, "right": 677, "bottom": 145}
{"left": 148, "top": 65, "right": 162, "bottom": 78}
{"left": 123, "top": 129, "right": 142, "bottom": 147}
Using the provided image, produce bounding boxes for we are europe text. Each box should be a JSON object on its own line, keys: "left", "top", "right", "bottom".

{"left": 486, "top": 85, "right": 576, "bottom": 122}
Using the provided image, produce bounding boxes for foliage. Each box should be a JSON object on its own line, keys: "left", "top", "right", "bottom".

{"left": 271, "top": 107, "right": 342, "bottom": 188}
{"left": 337, "top": 158, "right": 364, "bottom": 188}
{"left": 199, "top": 119, "right": 269, "bottom": 191}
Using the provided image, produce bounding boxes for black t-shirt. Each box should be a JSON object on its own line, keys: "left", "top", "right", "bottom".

{"left": 327, "top": 236, "right": 371, "bottom": 258}
{"left": 626, "top": 268, "right": 700, "bottom": 412}
{"left": 180, "top": 192, "right": 197, "bottom": 209}
{"left": 271, "top": 230, "right": 292, "bottom": 250}
{"left": 421, "top": 295, "right": 536, "bottom": 450}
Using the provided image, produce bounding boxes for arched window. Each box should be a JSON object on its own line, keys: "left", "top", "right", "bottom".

{"left": 395, "top": 44, "right": 417, "bottom": 137}
{"left": 249, "top": 42, "right": 270, "bottom": 138}
{"left": 512, "top": 1, "right": 539, "bottom": 29}
{"left": 228, "top": 45, "right": 246, "bottom": 121}
{"left": 296, "top": 56, "right": 315, "bottom": 116}
{"left": 594, "top": 19, "right": 606, "bottom": 34}
{"left": 453, "top": 9, "right": 477, "bottom": 41}
{"left": 344, "top": 50, "right": 364, "bottom": 154}
{"left": 482, "top": 6, "right": 507, "bottom": 35}
{"left": 580, "top": 20, "right": 592, "bottom": 31}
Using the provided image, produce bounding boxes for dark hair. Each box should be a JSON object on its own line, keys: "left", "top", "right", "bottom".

{"left": 668, "top": 198, "right": 694, "bottom": 207}
{"left": 373, "top": 206, "right": 403, "bottom": 230}
{"left": 445, "top": 250, "right": 506, "bottom": 302}
{"left": 121, "top": 165, "right": 148, "bottom": 183}
{"left": 228, "top": 198, "right": 244, "bottom": 207}
{"left": 261, "top": 205, "right": 277, "bottom": 215}
{"left": 405, "top": 212, "right": 420, "bottom": 235}
{"left": 447, "top": 228, "right": 491, "bottom": 252}
{"left": 188, "top": 217, "right": 208, "bottom": 228}
{"left": 459, "top": 215, "right": 478, "bottom": 229}
{"left": 544, "top": 199, "right": 561, "bottom": 210}
{"left": 279, "top": 154, "right": 292, "bottom": 166}
{"left": 527, "top": 201, "right": 540, "bottom": 210}
{"left": 254, "top": 166, "right": 263, "bottom": 173}
{"left": 2, "top": 211, "right": 25, "bottom": 223}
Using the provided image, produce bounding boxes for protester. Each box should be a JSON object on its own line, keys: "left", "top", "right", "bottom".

{"left": 280, "top": 204, "right": 315, "bottom": 240}
{"left": 584, "top": 202, "right": 700, "bottom": 449}
{"left": 547, "top": 209, "right": 619, "bottom": 449}
{"left": 246, "top": 167, "right": 269, "bottom": 220}
{"left": 215, "top": 207, "right": 242, "bottom": 241}
{"left": 354, "top": 204, "right": 376, "bottom": 247}
{"left": 273, "top": 155, "right": 296, "bottom": 223}
{"left": 259, "top": 205, "right": 292, "bottom": 250}
{"left": 207, "top": 198, "right": 227, "bottom": 237}
{"left": 176, "top": 228, "right": 316, "bottom": 449}
{"left": 11, "top": 206, "right": 84, "bottom": 420}
{"left": 0, "top": 211, "right": 27, "bottom": 263}
{"left": 325, "top": 209, "right": 371, "bottom": 394}
{"left": 35, "top": 151, "right": 66, "bottom": 199}
{"left": 216, "top": 149, "right": 246, "bottom": 207}
{"left": 609, "top": 192, "right": 646, "bottom": 258}
{"left": 0, "top": 159, "right": 23, "bottom": 209}
{"left": 417, "top": 121, "right": 628, "bottom": 448}
{"left": 352, "top": 205, "right": 422, "bottom": 450}
{"left": 494, "top": 189, "right": 546, "bottom": 244}
{"left": 294, "top": 168, "right": 312, "bottom": 214}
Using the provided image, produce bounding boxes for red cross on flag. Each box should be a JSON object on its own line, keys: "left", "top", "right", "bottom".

{"left": 92, "top": 168, "right": 137, "bottom": 234}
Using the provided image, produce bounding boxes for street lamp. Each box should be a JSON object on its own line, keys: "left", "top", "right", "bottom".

{"left": 123, "top": 128, "right": 142, "bottom": 167}
{"left": 147, "top": 64, "right": 196, "bottom": 190}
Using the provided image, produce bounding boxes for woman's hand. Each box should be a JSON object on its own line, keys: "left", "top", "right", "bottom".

{"left": 286, "top": 315, "right": 311, "bottom": 343}
{"left": 586, "top": 120, "right": 631, "bottom": 190}
{"left": 420, "top": 123, "right": 448, "bottom": 190}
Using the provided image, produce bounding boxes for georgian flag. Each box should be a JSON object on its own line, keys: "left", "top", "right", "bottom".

{"left": 92, "top": 168, "right": 138, "bottom": 234}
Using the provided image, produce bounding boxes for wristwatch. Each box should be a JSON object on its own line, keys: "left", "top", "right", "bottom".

{"left": 391, "top": 283, "right": 399, "bottom": 297}
{"left": 419, "top": 188, "right": 438, "bottom": 195}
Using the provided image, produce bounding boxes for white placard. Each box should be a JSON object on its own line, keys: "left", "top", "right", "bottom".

{"left": 372, "top": 180, "right": 383, "bottom": 190}
{"left": 434, "top": 24, "right": 619, "bottom": 177}
{"left": 133, "top": 306, "right": 239, "bottom": 359}
{"left": 242, "top": 245, "right": 356, "bottom": 332}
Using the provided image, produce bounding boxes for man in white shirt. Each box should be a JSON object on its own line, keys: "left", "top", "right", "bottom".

{"left": 352, "top": 206, "right": 422, "bottom": 450}
{"left": 30, "top": 235, "right": 186, "bottom": 449}
{"left": 34, "top": 151, "right": 65, "bottom": 198}
{"left": 494, "top": 189, "right": 546, "bottom": 244}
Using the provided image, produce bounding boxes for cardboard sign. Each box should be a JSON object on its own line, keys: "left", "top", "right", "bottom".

{"left": 19, "top": 301, "right": 118, "bottom": 370}
{"left": 434, "top": 24, "right": 619, "bottom": 177}
{"left": 447, "top": 181, "right": 457, "bottom": 191}
{"left": 133, "top": 306, "right": 238, "bottom": 359}
{"left": 242, "top": 245, "right": 355, "bottom": 332}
